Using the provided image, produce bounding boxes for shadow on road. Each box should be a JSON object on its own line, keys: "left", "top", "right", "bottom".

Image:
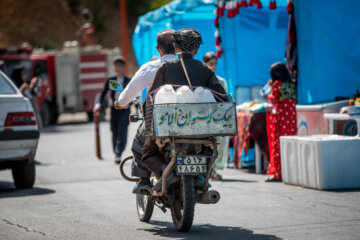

{"left": 41, "top": 122, "right": 90, "bottom": 133}
{"left": 57, "top": 120, "right": 93, "bottom": 126}
{"left": 139, "top": 220, "right": 282, "bottom": 240}
{"left": 0, "top": 182, "right": 55, "bottom": 198}
{"left": 328, "top": 189, "right": 360, "bottom": 193}
{"left": 218, "top": 178, "right": 258, "bottom": 183}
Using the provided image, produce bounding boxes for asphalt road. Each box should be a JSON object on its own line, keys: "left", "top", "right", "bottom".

{"left": 1, "top": 117, "right": 360, "bottom": 240}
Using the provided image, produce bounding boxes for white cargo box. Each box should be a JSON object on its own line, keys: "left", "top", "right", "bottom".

{"left": 281, "top": 135, "right": 360, "bottom": 190}
{"left": 280, "top": 136, "right": 302, "bottom": 185}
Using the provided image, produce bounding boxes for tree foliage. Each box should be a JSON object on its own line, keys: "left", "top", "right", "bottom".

{"left": 127, "top": 0, "right": 172, "bottom": 16}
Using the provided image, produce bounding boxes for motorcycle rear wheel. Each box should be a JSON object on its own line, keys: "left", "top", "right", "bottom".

{"left": 170, "top": 175, "right": 195, "bottom": 232}
{"left": 136, "top": 194, "right": 154, "bottom": 222}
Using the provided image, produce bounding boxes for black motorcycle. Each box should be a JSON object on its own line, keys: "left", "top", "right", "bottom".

{"left": 117, "top": 89, "right": 237, "bottom": 232}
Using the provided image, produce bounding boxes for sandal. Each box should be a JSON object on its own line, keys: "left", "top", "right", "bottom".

{"left": 265, "top": 176, "right": 282, "bottom": 182}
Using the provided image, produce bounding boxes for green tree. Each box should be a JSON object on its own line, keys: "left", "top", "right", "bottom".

{"left": 127, "top": 0, "right": 172, "bottom": 16}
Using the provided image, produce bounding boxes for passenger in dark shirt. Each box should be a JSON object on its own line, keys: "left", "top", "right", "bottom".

{"left": 147, "top": 53, "right": 225, "bottom": 96}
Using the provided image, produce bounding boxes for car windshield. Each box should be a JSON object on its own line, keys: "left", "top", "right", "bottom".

{"left": 0, "top": 71, "right": 17, "bottom": 94}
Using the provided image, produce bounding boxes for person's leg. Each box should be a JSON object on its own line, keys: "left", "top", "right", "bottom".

{"left": 132, "top": 137, "right": 166, "bottom": 194}
{"left": 141, "top": 138, "right": 164, "bottom": 178}
{"left": 114, "top": 110, "right": 129, "bottom": 163}
{"left": 110, "top": 109, "right": 117, "bottom": 156}
{"left": 115, "top": 120, "right": 128, "bottom": 157}
{"left": 211, "top": 136, "right": 227, "bottom": 180}
{"left": 131, "top": 123, "right": 151, "bottom": 178}
{"left": 131, "top": 140, "right": 152, "bottom": 193}
{"left": 132, "top": 131, "right": 156, "bottom": 193}
{"left": 141, "top": 138, "right": 181, "bottom": 192}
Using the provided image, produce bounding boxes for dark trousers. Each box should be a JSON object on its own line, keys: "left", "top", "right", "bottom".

{"left": 131, "top": 123, "right": 151, "bottom": 178}
{"left": 141, "top": 138, "right": 165, "bottom": 179}
{"left": 110, "top": 108, "right": 130, "bottom": 157}
{"left": 131, "top": 123, "right": 165, "bottom": 179}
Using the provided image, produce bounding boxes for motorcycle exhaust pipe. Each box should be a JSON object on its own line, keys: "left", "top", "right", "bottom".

{"left": 196, "top": 190, "right": 220, "bottom": 204}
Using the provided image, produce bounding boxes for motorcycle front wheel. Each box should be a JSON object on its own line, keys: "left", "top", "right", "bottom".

{"left": 170, "top": 175, "right": 195, "bottom": 232}
{"left": 136, "top": 194, "right": 154, "bottom": 222}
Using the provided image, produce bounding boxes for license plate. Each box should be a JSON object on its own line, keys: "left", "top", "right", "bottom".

{"left": 176, "top": 156, "right": 209, "bottom": 175}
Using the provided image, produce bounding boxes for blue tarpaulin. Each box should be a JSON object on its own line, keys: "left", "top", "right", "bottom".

{"left": 132, "top": 0, "right": 360, "bottom": 104}
{"left": 132, "top": 0, "right": 221, "bottom": 101}
{"left": 132, "top": 1, "right": 220, "bottom": 69}
{"left": 293, "top": 0, "right": 360, "bottom": 104}
{"left": 219, "top": 0, "right": 288, "bottom": 95}
{"left": 132, "top": 0, "right": 289, "bottom": 100}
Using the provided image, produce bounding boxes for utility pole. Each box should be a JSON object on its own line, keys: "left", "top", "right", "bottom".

{"left": 94, "top": 114, "right": 102, "bottom": 160}
{"left": 119, "top": 0, "right": 129, "bottom": 75}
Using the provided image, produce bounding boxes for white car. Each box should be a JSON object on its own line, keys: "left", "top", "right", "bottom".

{"left": 0, "top": 70, "right": 39, "bottom": 188}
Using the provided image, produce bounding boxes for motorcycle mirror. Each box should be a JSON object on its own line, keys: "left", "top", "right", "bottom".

{"left": 109, "top": 80, "right": 123, "bottom": 91}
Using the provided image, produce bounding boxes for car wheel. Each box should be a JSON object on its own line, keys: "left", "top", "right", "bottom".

{"left": 11, "top": 161, "right": 36, "bottom": 189}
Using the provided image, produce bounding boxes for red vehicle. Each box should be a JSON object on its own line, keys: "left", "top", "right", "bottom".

{"left": 0, "top": 45, "right": 119, "bottom": 125}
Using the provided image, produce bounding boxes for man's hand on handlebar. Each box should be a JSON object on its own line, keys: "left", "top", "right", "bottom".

{"left": 114, "top": 100, "right": 129, "bottom": 109}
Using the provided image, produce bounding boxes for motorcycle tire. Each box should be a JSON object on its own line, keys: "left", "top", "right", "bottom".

{"left": 170, "top": 175, "right": 195, "bottom": 232}
{"left": 136, "top": 194, "right": 154, "bottom": 222}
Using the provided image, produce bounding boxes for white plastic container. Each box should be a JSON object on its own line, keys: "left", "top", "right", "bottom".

{"left": 175, "top": 86, "right": 196, "bottom": 103}
{"left": 154, "top": 84, "right": 177, "bottom": 104}
{"left": 155, "top": 85, "right": 217, "bottom": 104}
{"left": 281, "top": 135, "right": 360, "bottom": 190}
{"left": 194, "top": 87, "right": 216, "bottom": 103}
{"left": 259, "top": 83, "right": 272, "bottom": 97}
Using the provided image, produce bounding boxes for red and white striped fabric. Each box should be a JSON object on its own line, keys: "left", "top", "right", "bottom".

{"left": 79, "top": 54, "right": 107, "bottom": 112}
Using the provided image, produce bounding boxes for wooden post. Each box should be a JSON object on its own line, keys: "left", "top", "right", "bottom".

{"left": 119, "top": 0, "right": 129, "bottom": 75}
{"left": 94, "top": 113, "right": 102, "bottom": 160}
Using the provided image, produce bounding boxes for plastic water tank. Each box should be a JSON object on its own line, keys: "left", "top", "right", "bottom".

{"left": 155, "top": 85, "right": 217, "bottom": 104}
{"left": 175, "top": 86, "right": 196, "bottom": 103}
{"left": 154, "top": 84, "right": 177, "bottom": 104}
{"left": 194, "top": 87, "right": 216, "bottom": 103}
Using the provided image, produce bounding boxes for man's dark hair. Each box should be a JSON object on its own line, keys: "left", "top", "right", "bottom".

{"left": 173, "top": 28, "right": 203, "bottom": 53}
{"left": 113, "top": 56, "right": 125, "bottom": 66}
{"left": 157, "top": 29, "right": 175, "bottom": 54}
{"left": 203, "top": 52, "right": 217, "bottom": 63}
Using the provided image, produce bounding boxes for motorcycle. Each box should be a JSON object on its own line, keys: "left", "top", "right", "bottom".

{"left": 110, "top": 80, "right": 237, "bottom": 232}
